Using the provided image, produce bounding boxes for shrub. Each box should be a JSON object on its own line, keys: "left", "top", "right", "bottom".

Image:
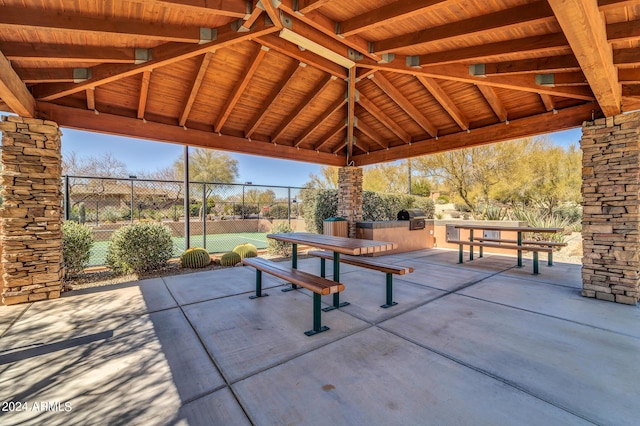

{"left": 62, "top": 221, "right": 94, "bottom": 278}
{"left": 233, "top": 243, "right": 258, "bottom": 259}
{"left": 180, "top": 247, "right": 211, "bottom": 269}
{"left": 268, "top": 222, "right": 294, "bottom": 256}
{"left": 106, "top": 223, "right": 174, "bottom": 274}
{"left": 100, "top": 206, "right": 123, "bottom": 223}
{"left": 268, "top": 203, "right": 290, "bottom": 219}
{"left": 436, "top": 195, "right": 450, "bottom": 204}
{"left": 412, "top": 196, "right": 436, "bottom": 219}
{"left": 78, "top": 202, "right": 86, "bottom": 224}
{"left": 220, "top": 251, "right": 241, "bottom": 266}
{"left": 301, "top": 189, "right": 338, "bottom": 233}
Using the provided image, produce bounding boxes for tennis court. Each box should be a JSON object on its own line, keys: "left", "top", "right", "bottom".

{"left": 88, "top": 232, "right": 268, "bottom": 266}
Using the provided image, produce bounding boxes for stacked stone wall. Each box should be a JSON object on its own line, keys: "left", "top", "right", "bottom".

{"left": 336, "top": 167, "right": 363, "bottom": 238}
{"left": 581, "top": 112, "right": 640, "bottom": 305}
{"left": 0, "top": 116, "right": 63, "bottom": 305}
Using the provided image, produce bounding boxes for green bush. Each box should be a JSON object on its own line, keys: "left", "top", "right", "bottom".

{"left": 268, "top": 203, "right": 290, "bottom": 219}
{"left": 436, "top": 195, "right": 450, "bottom": 204}
{"left": 78, "top": 202, "right": 86, "bottom": 224}
{"left": 180, "top": 247, "right": 211, "bottom": 268}
{"left": 106, "top": 223, "right": 174, "bottom": 274}
{"left": 268, "top": 222, "right": 294, "bottom": 256}
{"left": 233, "top": 243, "right": 258, "bottom": 259}
{"left": 301, "top": 189, "right": 338, "bottom": 233}
{"left": 62, "top": 221, "right": 94, "bottom": 277}
{"left": 412, "top": 196, "right": 436, "bottom": 219}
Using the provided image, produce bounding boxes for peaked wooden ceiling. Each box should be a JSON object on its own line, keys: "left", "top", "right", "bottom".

{"left": 1, "top": 0, "right": 639, "bottom": 167}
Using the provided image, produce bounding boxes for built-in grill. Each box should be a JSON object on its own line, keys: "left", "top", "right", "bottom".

{"left": 397, "top": 209, "right": 427, "bottom": 230}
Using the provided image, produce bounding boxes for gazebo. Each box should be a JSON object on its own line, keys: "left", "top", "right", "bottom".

{"left": 1, "top": 0, "right": 639, "bottom": 305}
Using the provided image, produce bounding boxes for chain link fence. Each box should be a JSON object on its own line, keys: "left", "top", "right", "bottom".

{"left": 63, "top": 175, "right": 305, "bottom": 266}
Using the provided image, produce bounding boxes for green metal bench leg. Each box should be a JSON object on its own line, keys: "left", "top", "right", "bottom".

{"left": 305, "top": 292, "right": 329, "bottom": 336}
{"left": 249, "top": 270, "right": 268, "bottom": 299}
{"left": 548, "top": 251, "right": 553, "bottom": 266}
{"left": 323, "top": 251, "right": 350, "bottom": 312}
{"left": 517, "top": 232, "right": 523, "bottom": 267}
{"left": 320, "top": 258, "right": 326, "bottom": 277}
{"left": 282, "top": 243, "right": 299, "bottom": 292}
{"left": 458, "top": 244, "right": 464, "bottom": 264}
{"left": 533, "top": 252, "right": 539, "bottom": 275}
{"left": 479, "top": 246, "right": 483, "bottom": 258}
{"left": 381, "top": 273, "right": 397, "bottom": 309}
{"left": 469, "top": 229, "right": 474, "bottom": 261}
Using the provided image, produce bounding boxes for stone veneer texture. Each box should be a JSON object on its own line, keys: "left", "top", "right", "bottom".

{"left": 581, "top": 111, "right": 640, "bottom": 305}
{"left": 337, "top": 166, "right": 363, "bottom": 238}
{"left": 0, "top": 116, "right": 63, "bottom": 305}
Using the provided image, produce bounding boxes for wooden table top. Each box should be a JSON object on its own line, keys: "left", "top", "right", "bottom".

{"left": 267, "top": 232, "right": 397, "bottom": 255}
{"left": 453, "top": 224, "right": 564, "bottom": 233}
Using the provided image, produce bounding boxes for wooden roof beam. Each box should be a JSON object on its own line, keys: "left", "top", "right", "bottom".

{"left": 86, "top": 88, "right": 96, "bottom": 111}
{"left": 355, "top": 117, "right": 389, "bottom": 150}
{"left": 272, "top": 75, "right": 336, "bottom": 143}
{"left": 0, "top": 42, "right": 137, "bottom": 64}
{"left": 352, "top": 103, "right": 600, "bottom": 166}
{"left": 0, "top": 6, "right": 222, "bottom": 44}
{"left": 347, "top": 67, "right": 356, "bottom": 158}
{"left": 548, "top": 0, "right": 621, "bottom": 116}
{"left": 614, "top": 48, "right": 640, "bottom": 67}
{"left": 338, "top": 0, "right": 446, "bottom": 38}
{"left": 313, "top": 121, "right": 346, "bottom": 151}
{"left": 294, "top": 94, "right": 347, "bottom": 147}
{"left": 476, "top": 85, "right": 508, "bottom": 122}
{"left": 297, "top": 0, "right": 332, "bottom": 15}
{"left": 216, "top": 45, "right": 269, "bottom": 132}
{"left": 0, "top": 49, "right": 35, "bottom": 117}
{"left": 245, "top": 60, "right": 303, "bottom": 138}
{"left": 179, "top": 52, "right": 214, "bottom": 127}
{"left": 14, "top": 67, "right": 92, "bottom": 83}
{"left": 620, "top": 69, "right": 640, "bottom": 84}
{"left": 37, "top": 102, "right": 345, "bottom": 166}
{"left": 368, "top": 73, "right": 438, "bottom": 137}
{"left": 539, "top": 94, "right": 555, "bottom": 112}
{"left": 416, "top": 75, "right": 469, "bottom": 131}
{"left": 357, "top": 92, "right": 411, "bottom": 143}
{"left": 482, "top": 56, "right": 581, "bottom": 76}
{"left": 33, "top": 18, "right": 278, "bottom": 101}
{"left": 598, "top": 0, "right": 640, "bottom": 12}
{"left": 373, "top": 1, "right": 555, "bottom": 54}
{"left": 137, "top": 71, "right": 152, "bottom": 119}
{"left": 129, "top": 0, "right": 249, "bottom": 18}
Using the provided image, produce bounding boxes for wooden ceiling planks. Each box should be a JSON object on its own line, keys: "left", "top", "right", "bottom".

{"left": 1, "top": 0, "right": 639, "bottom": 166}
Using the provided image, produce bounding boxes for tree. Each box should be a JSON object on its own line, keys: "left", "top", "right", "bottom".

{"left": 305, "top": 166, "right": 339, "bottom": 189}
{"left": 173, "top": 148, "right": 238, "bottom": 184}
{"left": 63, "top": 151, "right": 128, "bottom": 177}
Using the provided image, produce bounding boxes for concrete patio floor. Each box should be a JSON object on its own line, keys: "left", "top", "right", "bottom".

{"left": 1, "top": 248, "right": 639, "bottom": 425}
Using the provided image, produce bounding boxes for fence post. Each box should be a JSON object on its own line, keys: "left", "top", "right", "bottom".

{"left": 183, "top": 146, "right": 190, "bottom": 250}
{"left": 64, "top": 175, "right": 70, "bottom": 220}
{"left": 288, "top": 187, "right": 291, "bottom": 226}
{"left": 130, "top": 178, "right": 134, "bottom": 223}
{"left": 202, "top": 183, "right": 207, "bottom": 250}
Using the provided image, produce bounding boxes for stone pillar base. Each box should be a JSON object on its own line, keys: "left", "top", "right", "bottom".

{"left": 336, "top": 167, "right": 363, "bottom": 238}
{"left": 581, "top": 112, "right": 640, "bottom": 305}
{"left": 1, "top": 116, "right": 63, "bottom": 305}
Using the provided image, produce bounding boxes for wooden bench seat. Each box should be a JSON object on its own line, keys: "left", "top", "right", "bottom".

{"left": 242, "top": 257, "right": 344, "bottom": 336}
{"left": 447, "top": 239, "right": 553, "bottom": 274}
{"left": 308, "top": 250, "right": 413, "bottom": 309}
{"left": 474, "top": 238, "right": 567, "bottom": 266}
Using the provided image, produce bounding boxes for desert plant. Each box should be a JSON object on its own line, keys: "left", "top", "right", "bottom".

{"left": 268, "top": 203, "right": 290, "bottom": 219}
{"left": 62, "top": 221, "right": 94, "bottom": 278}
{"left": 180, "top": 247, "right": 211, "bottom": 269}
{"left": 78, "top": 202, "right": 86, "bottom": 224}
{"left": 511, "top": 207, "right": 571, "bottom": 243}
{"left": 106, "top": 222, "right": 174, "bottom": 274}
{"left": 220, "top": 251, "right": 242, "bottom": 266}
{"left": 233, "top": 243, "right": 258, "bottom": 259}
{"left": 267, "top": 222, "right": 293, "bottom": 256}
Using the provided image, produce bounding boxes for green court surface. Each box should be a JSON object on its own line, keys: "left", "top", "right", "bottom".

{"left": 89, "top": 232, "right": 268, "bottom": 266}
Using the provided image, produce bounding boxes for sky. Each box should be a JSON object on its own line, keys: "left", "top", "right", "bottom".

{"left": 60, "top": 127, "right": 583, "bottom": 187}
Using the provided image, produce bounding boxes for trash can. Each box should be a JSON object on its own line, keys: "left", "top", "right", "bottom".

{"left": 323, "top": 217, "right": 348, "bottom": 237}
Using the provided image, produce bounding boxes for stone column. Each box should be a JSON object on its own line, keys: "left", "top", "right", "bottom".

{"left": 581, "top": 111, "right": 640, "bottom": 305}
{"left": 336, "top": 166, "right": 363, "bottom": 238}
{"left": 1, "top": 116, "right": 63, "bottom": 305}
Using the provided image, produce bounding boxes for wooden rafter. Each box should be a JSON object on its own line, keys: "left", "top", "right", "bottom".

{"left": 313, "top": 121, "right": 346, "bottom": 151}
{"left": 374, "top": 1, "right": 555, "bottom": 54}
{"left": 33, "top": 18, "right": 278, "bottom": 101}
{"left": 613, "top": 48, "right": 640, "bottom": 67}
{"left": 620, "top": 69, "right": 640, "bottom": 84}
{"left": 15, "top": 68, "right": 88, "bottom": 83}
{"left": 539, "top": 94, "right": 555, "bottom": 111}
{"left": 272, "top": 75, "right": 336, "bottom": 143}
{"left": 606, "top": 18, "right": 640, "bottom": 43}
{"left": 355, "top": 117, "right": 389, "bottom": 149}
{"left": 239, "top": 7, "right": 264, "bottom": 32}
{"left": 257, "top": 0, "right": 282, "bottom": 28}
{"left": 331, "top": 139, "right": 348, "bottom": 155}
{"left": 216, "top": 45, "right": 269, "bottom": 132}
{"left": 483, "top": 56, "right": 581, "bottom": 76}
{"left": 0, "top": 42, "right": 137, "bottom": 64}
{"left": 128, "top": 0, "right": 249, "bottom": 18}
{"left": 86, "top": 88, "right": 96, "bottom": 111}
{"left": 598, "top": 0, "right": 640, "bottom": 12}
{"left": 0, "top": 6, "right": 215, "bottom": 44}
{"left": 476, "top": 85, "right": 508, "bottom": 122}
{"left": 338, "top": 0, "right": 446, "bottom": 38}
{"left": 256, "top": 34, "right": 346, "bottom": 78}
{"left": 137, "top": 71, "right": 152, "bottom": 119}
{"left": 352, "top": 103, "right": 600, "bottom": 166}
{"left": 244, "top": 61, "right": 303, "bottom": 138}
{"left": 298, "top": 0, "right": 332, "bottom": 14}
{"left": 357, "top": 93, "right": 411, "bottom": 143}
{"left": 37, "top": 101, "right": 345, "bottom": 166}
{"left": 416, "top": 75, "right": 469, "bottom": 131}
{"left": 368, "top": 73, "right": 438, "bottom": 137}
{"left": 294, "top": 95, "right": 347, "bottom": 147}
{"left": 548, "top": 0, "right": 621, "bottom": 116}
{"left": 347, "top": 67, "right": 356, "bottom": 158}
{"left": 0, "top": 49, "right": 35, "bottom": 117}
{"left": 179, "top": 52, "right": 214, "bottom": 127}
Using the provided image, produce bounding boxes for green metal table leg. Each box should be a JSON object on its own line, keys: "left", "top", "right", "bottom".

{"left": 249, "top": 269, "right": 268, "bottom": 299}
{"left": 548, "top": 250, "right": 553, "bottom": 266}
{"left": 533, "top": 251, "right": 539, "bottom": 274}
{"left": 323, "top": 251, "right": 350, "bottom": 312}
{"left": 517, "top": 232, "right": 523, "bottom": 267}
{"left": 380, "top": 273, "right": 397, "bottom": 309}
{"left": 469, "top": 229, "right": 474, "bottom": 261}
{"left": 320, "top": 258, "right": 326, "bottom": 277}
{"left": 282, "top": 243, "right": 299, "bottom": 292}
{"left": 458, "top": 244, "right": 464, "bottom": 264}
{"left": 305, "top": 292, "right": 329, "bottom": 336}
